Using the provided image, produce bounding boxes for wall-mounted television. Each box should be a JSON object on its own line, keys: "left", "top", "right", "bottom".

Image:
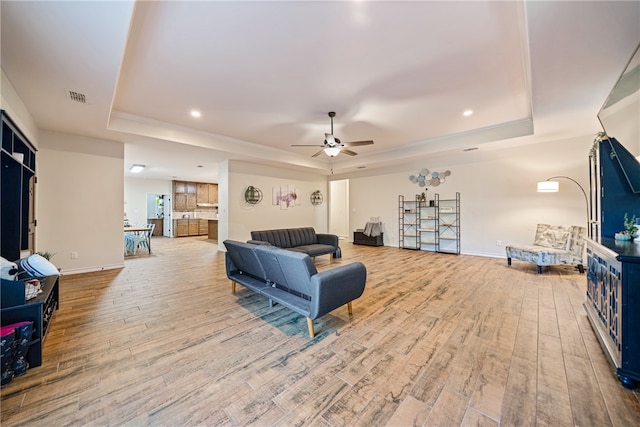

{"left": 598, "top": 43, "right": 640, "bottom": 194}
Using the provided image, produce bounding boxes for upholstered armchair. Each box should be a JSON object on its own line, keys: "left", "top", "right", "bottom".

{"left": 505, "top": 224, "right": 586, "bottom": 274}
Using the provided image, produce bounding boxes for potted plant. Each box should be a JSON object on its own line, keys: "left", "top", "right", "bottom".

{"left": 615, "top": 213, "right": 638, "bottom": 241}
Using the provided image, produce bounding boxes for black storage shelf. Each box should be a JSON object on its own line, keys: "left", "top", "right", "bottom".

{"left": 1, "top": 276, "right": 59, "bottom": 369}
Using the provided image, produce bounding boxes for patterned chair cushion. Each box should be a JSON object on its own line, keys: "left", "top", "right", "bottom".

{"left": 533, "top": 224, "right": 570, "bottom": 249}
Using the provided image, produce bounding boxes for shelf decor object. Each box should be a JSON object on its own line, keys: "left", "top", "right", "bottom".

{"left": 537, "top": 175, "right": 590, "bottom": 235}
{"left": 244, "top": 186, "right": 263, "bottom": 205}
{"left": 310, "top": 190, "right": 323, "bottom": 206}
{"left": 409, "top": 168, "right": 451, "bottom": 187}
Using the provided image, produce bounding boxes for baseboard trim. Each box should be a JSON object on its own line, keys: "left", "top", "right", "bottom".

{"left": 60, "top": 263, "right": 125, "bottom": 275}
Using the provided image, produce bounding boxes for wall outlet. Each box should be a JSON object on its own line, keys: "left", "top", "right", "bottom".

{"left": 496, "top": 240, "right": 502, "bottom": 246}
{"left": 71, "top": 251, "right": 78, "bottom": 259}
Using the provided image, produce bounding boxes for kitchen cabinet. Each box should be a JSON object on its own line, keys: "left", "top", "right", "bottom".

{"left": 188, "top": 219, "right": 199, "bottom": 236}
{"left": 175, "top": 220, "right": 189, "bottom": 237}
{"left": 173, "top": 219, "right": 208, "bottom": 237}
{"left": 208, "top": 184, "right": 218, "bottom": 204}
{"left": 208, "top": 220, "right": 218, "bottom": 240}
{"left": 173, "top": 181, "right": 197, "bottom": 210}
{"left": 174, "top": 180, "right": 216, "bottom": 210}
{"left": 199, "top": 219, "right": 208, "bottom": 235}
{"left": 197, "top": 183, "right": 209, "bottom": 204}
{"left": 148, "top": 218, "right": 163, "bottom": 236}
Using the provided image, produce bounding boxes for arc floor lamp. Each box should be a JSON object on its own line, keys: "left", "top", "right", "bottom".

{"left": 537, "top": 176, "right": 590, "bottom": 232}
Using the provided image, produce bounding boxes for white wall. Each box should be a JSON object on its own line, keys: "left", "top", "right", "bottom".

{"left": 226, "top": 161, "right": 328, "bottom": 243}
{"left": 37, "top": 131, "right": 125, "bottom": 273}
{"left": 124, "top": 177, "right": 172, "bottom": 225}
{"left": 1, "top": 70, "right": 39, "bottom": 147}
{"left": 343, "top": 135, "right": 591, "bottom": 257}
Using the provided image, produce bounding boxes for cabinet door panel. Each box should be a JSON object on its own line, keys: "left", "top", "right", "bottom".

{"left": 174, "top": 181, "right": 186, "bottom": 194}
{"left": 186, "top": 194, "right": 197, "bottom": 210}
{"left": 197, "top": 183, "right": 209, "bottom": 204}
{"left": 174, "top": 194, "right": 187, "bottom": 210}
{"left": 209, "top": 184, "right": 218, "bottom": 204}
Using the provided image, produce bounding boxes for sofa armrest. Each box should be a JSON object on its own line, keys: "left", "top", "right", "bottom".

{"left": 316, "top": 233, "right": 338, "bottom": 247}
{"left": 316, "top": 233, "right": 341, "bottom": 258}
{"left": 308, "top": 262, "right": 366, "bottom": 319}
{"left": 247, "top": 240, "right": 272, "bottom": 246}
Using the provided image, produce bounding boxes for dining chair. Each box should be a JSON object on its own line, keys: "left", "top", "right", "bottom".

{"left": 137, "top": 223, "right": 155, "bottom": 253}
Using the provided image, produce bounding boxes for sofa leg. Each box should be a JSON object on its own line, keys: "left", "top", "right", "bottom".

{"left": 307, "top": 318, "right": 315, "bottom": 338}
{"left": 537, "top": 265, "right": 542, "bottom": 274}
{"left": 231, "top": 281, "right": 236, "bottom": 293}
{"left": 577, "top": 264, "right": 585, "bottom": 274}
{"left": 347, "top": 301, "right": 353, "bottom": 316}
{"left": 507, "top": 257, "right": 511, "bottom": 266}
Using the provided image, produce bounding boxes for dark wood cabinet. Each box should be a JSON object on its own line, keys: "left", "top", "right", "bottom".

{"left": 1, "top": 275, "right": 59, "bottom": 370}
{"left": 353, "top": 231, "right": 383, "bottom": 246}
{"left": 585, "top": 138, "right": 640, "bottom": 389}
{"left": 1, "top": 110, "right": 36, "bottom": 261}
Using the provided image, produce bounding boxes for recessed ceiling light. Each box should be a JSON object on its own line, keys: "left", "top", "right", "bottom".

{"left": 191, "top": 110, "right": 201, "bottom": 118}
{"left": 463, "top": 110, "right": 473, "bottom": 117}
{"left": 129, "top": 164, "right": 145, "bottom": 173}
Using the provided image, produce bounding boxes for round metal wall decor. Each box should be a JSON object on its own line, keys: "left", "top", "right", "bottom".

{"left": 409, "top": 169, "right": 451, "bottom": 187}
{"left": 310, "top": 190, "right": 323, "bottom": 206}
{"left": 244, "top": 186, "right": 263, "bottom": 204}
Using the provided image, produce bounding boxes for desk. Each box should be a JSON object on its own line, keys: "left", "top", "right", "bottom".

{"left": 124, "top": 226, "right": 152, "bottom": 255}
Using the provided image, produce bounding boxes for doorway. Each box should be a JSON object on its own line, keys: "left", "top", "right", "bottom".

{"left": 329, "top": 179, "right": 349, "bottom": 238}
{"left": 146, "top": 193, "right": 172, "bottom": 237}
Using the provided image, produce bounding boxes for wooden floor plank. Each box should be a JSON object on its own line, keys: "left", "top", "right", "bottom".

{"left": 2, "top": 236, "right": 639, "bottom": 426}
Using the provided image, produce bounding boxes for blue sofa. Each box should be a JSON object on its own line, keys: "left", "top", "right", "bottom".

{"left": 223, "top": 240, "right": 366, "bottom": 337}
{"left": 248, "top": 227, "right": 342, "bottom": 259}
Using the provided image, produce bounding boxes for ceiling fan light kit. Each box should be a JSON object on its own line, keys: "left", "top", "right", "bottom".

{"left": 292, "top": 112, "right": 374, "bottom": 157}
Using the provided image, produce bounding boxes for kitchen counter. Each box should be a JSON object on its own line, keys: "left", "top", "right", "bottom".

{"left": 208, "top": 219, "right": 218, "bottom": 240}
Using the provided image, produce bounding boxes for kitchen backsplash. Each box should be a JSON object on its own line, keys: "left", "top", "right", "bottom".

{"left": 173, "top": 210, "right": 218, "bottom": 220}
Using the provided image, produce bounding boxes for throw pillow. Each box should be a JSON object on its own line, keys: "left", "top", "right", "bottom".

{"left": 534, "top": 224, "right": 570, "bottom": 249}
{"left": 1, "top": 256, "right": 18, "bottom": 280}
{"left": 16, "top": 254, "right": 60, "bottom": 279}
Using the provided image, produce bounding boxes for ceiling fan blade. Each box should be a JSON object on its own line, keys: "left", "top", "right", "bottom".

{"left": 311, "top": 149, "right": 325, "bottom": 157}
{"left": 291, "top": 144, "right": 325, "bottom": 147}
{"left": 342, "top": 140, "right": 374, "bottom": 147}
{"left": 341, "top": 148, "right": 358, "bottom": 156}
{"left": 325, "top": 133, "right": 336, "bottom": 145}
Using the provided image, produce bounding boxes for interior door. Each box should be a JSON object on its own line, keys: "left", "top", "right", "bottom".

{"left": 163, "top": 194, "right": 172, "bottom": 237}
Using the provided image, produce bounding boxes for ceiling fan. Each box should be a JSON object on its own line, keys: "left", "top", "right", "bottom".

{"left": 292, "top": 112, "right": 374, "bottom": 157}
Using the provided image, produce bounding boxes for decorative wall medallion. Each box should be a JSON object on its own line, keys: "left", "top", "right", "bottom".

{"left": 310, "top": 190, "right": 323, "bottom": 206}
{"left": 244, "top": 186, "right": 263, "bottom": 204}
{"left": 409, "top": 168, "right": 451, "bottom": 187}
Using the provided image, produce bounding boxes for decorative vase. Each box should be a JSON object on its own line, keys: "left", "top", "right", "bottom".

{"left": 614, "top": 232, "right": 632, "bottom": 241}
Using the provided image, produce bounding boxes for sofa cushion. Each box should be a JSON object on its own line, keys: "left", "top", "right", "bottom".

{"left": 251, "top": 229, "right": 293, "bottom": 248}
{"left": 533, "top": 224, "right": 570, "bottom": 249}
{"left": 254, "top": 245, "right": 317, "bottom": 298}
{"left": 290, "top": 244, "right": 337, "bottom": 257}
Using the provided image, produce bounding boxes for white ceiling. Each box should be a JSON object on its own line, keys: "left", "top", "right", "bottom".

{"left": 2, "top": 1, "right": 639, "bottom": 182}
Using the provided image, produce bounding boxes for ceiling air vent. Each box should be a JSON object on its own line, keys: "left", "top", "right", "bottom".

{"left": 68, "top": 90, "right": 86, "bottom": 104}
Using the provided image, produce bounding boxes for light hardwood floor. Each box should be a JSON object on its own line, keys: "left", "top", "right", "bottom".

{"left": 2, "top": 236, "right": 639, "bottom": 426}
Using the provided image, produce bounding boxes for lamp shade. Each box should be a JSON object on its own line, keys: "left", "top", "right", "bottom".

{"left": 537, "top": 181, "right": 559, "bottom": 192}
{"left": 324, "top": 147, "right": 341, "bottom": 157}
